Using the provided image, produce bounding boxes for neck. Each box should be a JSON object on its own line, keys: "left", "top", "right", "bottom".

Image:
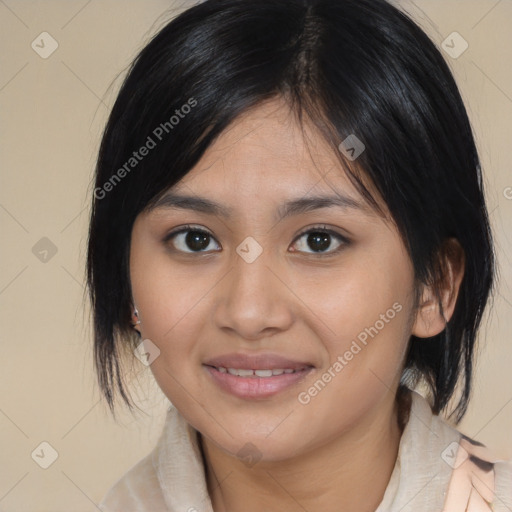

{"left": 200, "top": 389, "right": 409, "bottom": 512}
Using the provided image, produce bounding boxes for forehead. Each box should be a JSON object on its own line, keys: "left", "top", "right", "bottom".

{"left": 151, "top": 97, "right": 387, "bottom": 219}
{"left": 178, "top": 100, "right": 356, "bottom": 193}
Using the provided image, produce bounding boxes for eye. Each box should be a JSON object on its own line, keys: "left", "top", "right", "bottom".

{"left": 163, "top": 225, "right": 220, "bottom": 253}
{"left": 290, "top": 225, "right": 349, "bottom": 256}
{"left": 163, "top": 224, "right": 349, "bottom": 256}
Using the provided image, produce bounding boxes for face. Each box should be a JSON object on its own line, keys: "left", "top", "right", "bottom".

{"left": 129, "top": 98, "right": 418, "bottom": 463}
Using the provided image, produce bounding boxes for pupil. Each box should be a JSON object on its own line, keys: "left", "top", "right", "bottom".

{"left": 308, "top": 232, "right": 330, "bottom": 252}
{"left": 186, "top": 231, "right": 209, "bottom": 251}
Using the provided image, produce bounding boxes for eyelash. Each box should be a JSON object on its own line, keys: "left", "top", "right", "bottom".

{"left": 163, "top": 224, "right": 350, "bottom": 257}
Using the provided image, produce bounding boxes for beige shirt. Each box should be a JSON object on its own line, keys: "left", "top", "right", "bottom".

{"left": 98, "top": 391, "right": 512, "bottom": 511}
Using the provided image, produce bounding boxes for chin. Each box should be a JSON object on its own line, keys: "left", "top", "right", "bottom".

{"left": 201, "top": 419, "right": 311, "bottom": 464}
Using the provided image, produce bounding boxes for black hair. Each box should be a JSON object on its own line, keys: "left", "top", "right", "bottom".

{"left": 86, "top": 0, "right": 495, "bottom": 422}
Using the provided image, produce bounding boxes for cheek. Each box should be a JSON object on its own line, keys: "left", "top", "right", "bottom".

{"left": 130, "top": 232, "right": 214, "bottom": 335}
{"left": 129, "top": 240, "right": 209, "bottom": 373}
{"left": 290, "top": 263, "right": 413, "bottom": 445}
{"left": 129, "top": 240, "right": 245, "bottom": 421}
{"left": 293, "top": 243, "right": 415, "bottom": 402}
{"left": 130, "top": 269, "right": 211, "bottom": 411}
{"left": 296, "top": 249, "right": 412, "bottom": 345}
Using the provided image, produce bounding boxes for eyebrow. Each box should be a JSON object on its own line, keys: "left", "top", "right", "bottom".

{"left": 149, "top": 191, "right": 366, "bottom": 222}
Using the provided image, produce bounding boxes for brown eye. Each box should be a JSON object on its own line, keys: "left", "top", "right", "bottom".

{"left": 291, "top": 226, "right": 349, "bottom": 256}
{"left": 164, "top": 225, "right": 220, "bottom": 253}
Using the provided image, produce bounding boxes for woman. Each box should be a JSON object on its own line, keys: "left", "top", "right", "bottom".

{"left": 87, "top": 0, "right": 512, "bottom": 510}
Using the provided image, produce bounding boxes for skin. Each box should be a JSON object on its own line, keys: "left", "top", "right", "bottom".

{"left": 129, "top": 98, "right": 464, "bottom": 512}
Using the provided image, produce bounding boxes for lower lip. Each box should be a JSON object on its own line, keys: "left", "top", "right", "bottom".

{"left": 203, "top": 365, "right": 314, "bottom": 399}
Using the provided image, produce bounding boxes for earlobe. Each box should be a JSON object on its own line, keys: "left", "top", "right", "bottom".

{"left": 131, "top": 306, "right": 141, "bottom": 334}
{"left": 411, "top": 238, "right": 465, "bottom": 339}
{"left": 411, "top": 290, "right": 446, "bottom": 338}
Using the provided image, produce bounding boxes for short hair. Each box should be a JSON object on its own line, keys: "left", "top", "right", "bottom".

{"left": 86, "top": 0, "right": 495, "bottom": 422}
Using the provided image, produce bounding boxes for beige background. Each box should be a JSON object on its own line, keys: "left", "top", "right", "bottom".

{"left": 0, "top": 0, "right": 511, "bottom": 510}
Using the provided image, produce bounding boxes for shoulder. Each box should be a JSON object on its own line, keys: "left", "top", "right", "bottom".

{"left": 425, "top": 403, "right": 512, "bottom": 512}
{"left": 97, "top": 405, "right": 209, "bottom": 512}
{"left": 441, "top": 434, "right": 512, "bottom": 511}
{"left": 98, "top": 449, "right": 168, "bottom": 512}
{"left": 491, "top": 456, "right": 512, "bottom": 511}
{"left": 394, "top": 390, "right": 512, "bottom": 511}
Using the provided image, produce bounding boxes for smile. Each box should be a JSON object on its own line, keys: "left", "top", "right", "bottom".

{"left": 203, "top": 364, "right": 314, "bottom": 399}
{"left": 214, "top": 367, "right": 305, "bottom": 377}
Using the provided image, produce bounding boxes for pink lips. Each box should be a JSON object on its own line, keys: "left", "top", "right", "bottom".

{"left": 203, "top": 352, "right": 315, "bottom": 399}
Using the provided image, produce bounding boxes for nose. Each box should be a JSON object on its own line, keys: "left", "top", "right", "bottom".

{"left": 213, "top": 247, "right": 294, "bottom": 340}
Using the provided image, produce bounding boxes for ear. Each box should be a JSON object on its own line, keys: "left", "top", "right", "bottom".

{"left": 131, "top": 305, "right": 141, "bottom": 335}
{"left": 411, "top": 238, "right": 465, "bottom": 338}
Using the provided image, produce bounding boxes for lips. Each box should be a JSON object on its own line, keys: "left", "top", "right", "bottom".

{"left": 203, "top": 352, "right": 314, "bottom": 371}
{"left": 202, "top": 352, "right": 315, "bottom": 399}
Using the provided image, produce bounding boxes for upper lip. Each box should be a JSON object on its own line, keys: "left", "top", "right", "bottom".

{"left": 203, "top": 352, "right": 315, "bottom": 370}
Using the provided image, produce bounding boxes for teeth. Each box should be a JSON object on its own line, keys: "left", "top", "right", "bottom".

{"left": 234, "top": 368, "right": 254, "bottom": 377}
{"left": 219, "top": 367, "right": 299, "bottom": 377}
{"left": 255, "top": 369, "right": 273, "bottom": 377}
